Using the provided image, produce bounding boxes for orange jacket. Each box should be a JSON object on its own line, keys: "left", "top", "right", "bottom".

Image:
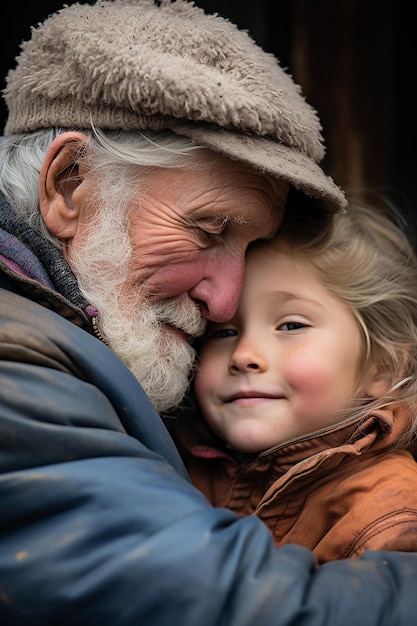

{"left": 172, "top": 407, "right": 417, "bottom": 564}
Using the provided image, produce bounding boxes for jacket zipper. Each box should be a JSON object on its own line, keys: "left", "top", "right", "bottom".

{"left": 91, "top": 316, "right": 110, "bottom": 347}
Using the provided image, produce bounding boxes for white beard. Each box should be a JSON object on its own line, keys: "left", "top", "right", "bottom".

{"left": 66, "top": 176, "right": 205, "bottom": 413}
{"left": 91, "top": 291, "right": 205, "bottom": 413}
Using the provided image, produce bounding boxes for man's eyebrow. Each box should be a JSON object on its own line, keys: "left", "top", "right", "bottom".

{"left": 230, "top": 215, "right": 254, "bottom": 226}
{"left": 206, "top": 214, "right": 276, "bottom": 235}
{"left": 207, "top": 214, "right": 257, "bottom": 227}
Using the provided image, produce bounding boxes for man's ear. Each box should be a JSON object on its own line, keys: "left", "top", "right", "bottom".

{"left": 39, "top": 131, "right": 88, "bottom": 240}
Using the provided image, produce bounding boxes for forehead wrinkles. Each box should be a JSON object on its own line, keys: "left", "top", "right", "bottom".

{"left": 214, "top": 169, "right": 288, "bottom": 209}
{"left": 224, "top": 174, "right": 289, "bottom": 231}
{"left": 198, "top": 173, "right": 286, "bottom": 220}
{"left": 139, "top": 161, "right": 287, "bottom": 227}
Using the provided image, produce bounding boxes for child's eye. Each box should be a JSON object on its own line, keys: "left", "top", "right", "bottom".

{"left": 279, "top": 321, "right": 306, "bottom": 331}
{"left": 206, "top": 327, "right": 237, "bottom": 340}
{"left": 212, "top": 327, "right": 237, "bottom": 339}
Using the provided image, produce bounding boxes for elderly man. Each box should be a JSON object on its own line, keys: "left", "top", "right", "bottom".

{"left": 0, "top": 1, "right": 415, "bottom": 625}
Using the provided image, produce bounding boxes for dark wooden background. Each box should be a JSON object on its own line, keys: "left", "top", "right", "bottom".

{"left": 2, "top": 1, "right": 416, "bottom": 228}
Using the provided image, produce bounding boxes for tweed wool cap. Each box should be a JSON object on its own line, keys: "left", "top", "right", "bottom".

{"left": 3, "top": 0, "right": 346, "bottom": 211}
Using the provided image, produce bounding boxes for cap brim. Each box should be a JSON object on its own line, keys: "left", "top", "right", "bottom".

{"left": 171, "top": 124, "right": 346, "bottom": 213}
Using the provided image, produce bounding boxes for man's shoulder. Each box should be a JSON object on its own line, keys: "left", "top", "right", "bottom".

{"left": 0, "top": 285, "right": 98, "bottom": 357}
{"left": 0, "top": 286, "right": 188, "bottom": 476}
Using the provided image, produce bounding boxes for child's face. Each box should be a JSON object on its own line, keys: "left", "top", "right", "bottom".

{"left": 194, "top": 244, "right": 372, "bottom": 454}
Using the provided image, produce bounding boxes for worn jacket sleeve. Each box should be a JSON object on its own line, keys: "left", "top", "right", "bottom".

{"left": 0, "top": 289, "right": 416, "bottom": 626}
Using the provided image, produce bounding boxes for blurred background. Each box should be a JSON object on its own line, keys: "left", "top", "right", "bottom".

{"left": 2, "top": 1, "right": 416, "bottom": 227}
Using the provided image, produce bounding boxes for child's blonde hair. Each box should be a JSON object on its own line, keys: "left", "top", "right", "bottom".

{"left": 259, "top": 194, "right": 417, "bottom": 445}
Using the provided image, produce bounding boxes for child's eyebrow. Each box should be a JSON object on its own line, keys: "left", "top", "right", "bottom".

{"left": 268, "top": 291, "right": 327, "bottom": 310}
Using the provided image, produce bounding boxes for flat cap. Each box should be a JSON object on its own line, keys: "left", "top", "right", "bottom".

{"left": 3, "top": 0, "right": 346, "bottom": 211}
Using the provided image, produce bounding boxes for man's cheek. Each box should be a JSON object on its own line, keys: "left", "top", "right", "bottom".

{"left": 147, "top": 262, "right": 206, "bottom": 298}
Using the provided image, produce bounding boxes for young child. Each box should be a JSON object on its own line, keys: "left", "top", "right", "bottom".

{"left": 171, "top": 199, "right": 417, "bottom": 564}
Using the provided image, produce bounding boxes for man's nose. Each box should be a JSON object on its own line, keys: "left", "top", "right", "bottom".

{"left": 188, "top": 257, "right": 245, "bottom": 322}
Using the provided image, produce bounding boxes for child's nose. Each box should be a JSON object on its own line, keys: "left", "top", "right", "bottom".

{"left": 229, "top": 342, "right": 267, "bottom": 374}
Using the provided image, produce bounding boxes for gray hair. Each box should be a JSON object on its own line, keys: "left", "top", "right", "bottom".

{"left": 0, "top": 127, "right": 209, "bottom": 248}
